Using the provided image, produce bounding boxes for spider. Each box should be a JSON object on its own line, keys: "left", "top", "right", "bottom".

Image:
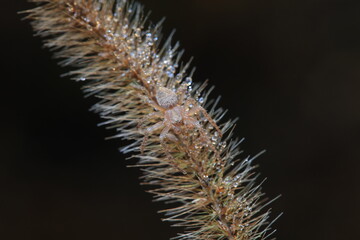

{"left": 138, "top": 85, "right": 222, "bottom": 154}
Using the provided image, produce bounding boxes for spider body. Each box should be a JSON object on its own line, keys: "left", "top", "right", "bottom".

{"left": 139, "top": 86, "right": 221, "bottom": 153}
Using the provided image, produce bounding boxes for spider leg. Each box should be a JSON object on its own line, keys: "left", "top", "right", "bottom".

{"left": 137, "top": 112, "right": 162, "bottom": 128}
{"left": 140, "top": 121, "right": 164, "bottom": 154}
{"left": 159, "top": 125, "right": 187, "bottom": 174}
{"left": 147, "top": 99, "right": 166, "bottom": 112}
{"left": 159, "top": 125, "right": 178, "bottom": 143}
{"left": 187, "top": 100, "right": 222, "bottom": 137}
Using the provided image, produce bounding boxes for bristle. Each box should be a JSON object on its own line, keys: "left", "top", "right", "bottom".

{"left": 24, "top": 0, "right": 279, "bottom": 239}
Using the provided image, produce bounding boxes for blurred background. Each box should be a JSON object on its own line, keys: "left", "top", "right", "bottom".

{"left": 1, "top": 0, "right": 360, "bottom": 239}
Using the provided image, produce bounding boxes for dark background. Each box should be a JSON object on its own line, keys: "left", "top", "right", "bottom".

{"left": 2, "top": 0, "right": 360, "bottom": 239}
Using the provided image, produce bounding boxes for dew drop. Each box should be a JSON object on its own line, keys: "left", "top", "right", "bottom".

{"left": 134, "top": 28, "right": 141, "bottom": 38}
{"left": 224, "top": 176, "right": 232, "bottom": 185}
{"left": 166, "top": 66, "right": 175, "bottom": 78}
{"left": 185, "top": 77, "right": 192, "bottom": 86}
{"left": 146, "top": 32, "right": 153, "bottom": 46}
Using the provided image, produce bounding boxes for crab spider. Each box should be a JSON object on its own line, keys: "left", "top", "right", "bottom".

{"left": 138, "top": 86, "right": 222, "bottom": 154}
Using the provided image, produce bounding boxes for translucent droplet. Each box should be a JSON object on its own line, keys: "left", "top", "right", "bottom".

{"left": 198, "top": 97, "right": 204, "bottom": 103}
{"left": 228, "top": 192, "right": 234, "bottom": 198}
{"left": 146, "top": 32, "right": 153, "bottom": 46}
{"left": 166, "top": 66, "right": 175, "bottom": 78}
{"left": 224, "top": 176, "right": 232, "bottom": 185}
{"left": 134, "top": 28, "right": 141, "bottom": 38}
{"left": 239, "top": 224, "right": 245, "bottom": 231}
{"left": 185, "top": 77, "right": 192, "bottom": 86}
{"left": 175, "top": 74, "right": 183, "bottom": 84}
{"left": 202, "top": 175, "right": 209, "bottom": 182}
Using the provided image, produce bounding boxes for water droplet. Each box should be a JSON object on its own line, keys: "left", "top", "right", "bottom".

{"left": 224, "top": 176, "right": 232, "bottom": 185}
{"left": 202, "top": 175, "right": 209, "bottom": 182}
{"left": 239, "top": 224, "right": 245, "bottom": 231}
{"left": 146, "top": 32, "right": 153, "bottom": 46}
{"left": 185, "top": 77, "right": 192, "bottom": 86}
{"left": 134, "top": 28, "right": 141, "bottom": 38}
{"left": 198, "top": 97, "right": 204, "bottom": 103}
{"left": 82, "top": 17, "right": 90, "bottom": 23}
{"left": 166, "top": 66, "right": 175, "bottom": 78}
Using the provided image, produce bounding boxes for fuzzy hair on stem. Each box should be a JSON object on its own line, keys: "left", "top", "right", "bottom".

{"left": 23, "top": 0, "right": 280, "bottom": 239}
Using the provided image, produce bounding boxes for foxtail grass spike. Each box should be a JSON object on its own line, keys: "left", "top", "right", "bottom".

{"left": 23, "top": 0, "right": 280, "bottom": 239}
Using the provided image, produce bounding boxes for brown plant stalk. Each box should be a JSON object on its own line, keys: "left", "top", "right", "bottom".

{"left": 23, "top": 0, "right": 280, "bottom": 239}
